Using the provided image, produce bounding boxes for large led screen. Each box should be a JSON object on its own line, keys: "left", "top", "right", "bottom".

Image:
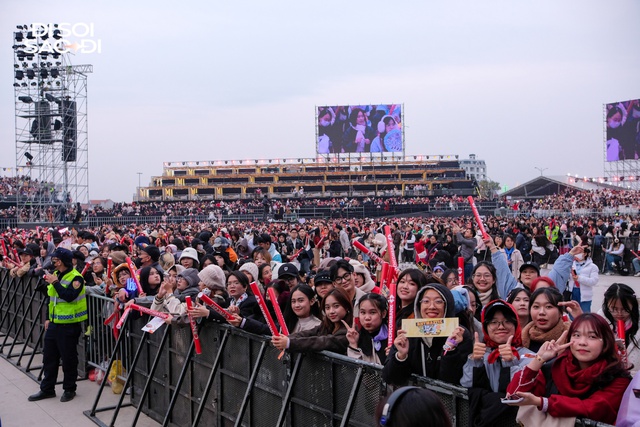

{"left": 317, "top": 104, "right": 403, "bottom": 154}
{"left": 606, "top": 99, "right": 640, "bottom": 162}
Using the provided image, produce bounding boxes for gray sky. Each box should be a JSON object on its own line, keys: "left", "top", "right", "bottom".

{"left": 2, "top": 0, "right": 639, "bottom": 202}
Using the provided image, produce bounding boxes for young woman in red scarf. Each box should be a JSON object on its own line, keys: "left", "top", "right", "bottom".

{"left": 506, "top": 313, "right": 631, "bottom": 425}
{"left": 460, "top": 300, "right": 532, "bottom": 426}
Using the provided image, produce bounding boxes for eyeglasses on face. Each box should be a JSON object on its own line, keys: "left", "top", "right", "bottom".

{"left": 473, "top": 273, "right": 493, "bottom": 280}
{"left": 487, "top": 320, "right": 515, "bottom": 329}
{"left": 420, "top": 298, "right": 445, "bottom": 307}
{"left": 334, "top": 272, "right": 352, "bottom": 283}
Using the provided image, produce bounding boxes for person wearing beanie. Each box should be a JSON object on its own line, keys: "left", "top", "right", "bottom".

{"left": 460, "top": 300, "right": 531, "bottom": 425}
{"left": 29, "top": 247, "right": 86, "bottom": 403}
{"left": 382, "top": 283, "right": 473, "bottom": 387}
{"left": 239, "top": 262, "right": 259, "bottom": 285}
{"left": 159, "top": 251, "right": 176, "bottom": 272}
{"left": 174, "top": 268, "right": 201, "bottom": 302}
{"left": 198, "top": 264, "right": 227, "bottom": 293}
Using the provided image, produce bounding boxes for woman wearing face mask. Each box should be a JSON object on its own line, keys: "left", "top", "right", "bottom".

{"left": 522, "top": 287, "right": 571, "bottom": 353}
{"left": 606, "top": 105, "right": 626, "bottom": 161}
{"left": 503, "top": 234, "right": 524, "bottom": 279}
{"left": 271, "top": 287, "right": 352, "bottom": 355}
{"left": 345, "top": 293, "right": 389, "bottom": 365}
{"left": 506, "top": 314, "right": 631, "bottom": 425}
{"left": 382, "top": 283, "right": 473, "bottom": 386}
{"left": 600, "top": 283, "right": 640, "bottom": 375}
{"left": 569, "top": 247, "right": 598, "bottom": 313}
{"left": 461, "top": 300, "right": 531, "bottom": 426}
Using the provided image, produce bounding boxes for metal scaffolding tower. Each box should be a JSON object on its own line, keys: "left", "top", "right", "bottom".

{"left": 12, "top": 24, "right": 92, "bottom": 223}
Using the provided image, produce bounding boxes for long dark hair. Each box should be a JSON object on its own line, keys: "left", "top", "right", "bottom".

{"left": 568, "top": 314, "right": 631, "bottom": 387}
{"left": 375, "top": 387, "right": 452, "bottom": 427}
{"left": 283, "top": 284, "right": 321, "bottom": 332}
{"left": 602, "top": 283, "right": 639, "bottom": 349}
{"left": 139, "top": 266, "right": 163, "bottom": 296}
{"left": 320, "top": 287, "right": 353, "bottom": 334}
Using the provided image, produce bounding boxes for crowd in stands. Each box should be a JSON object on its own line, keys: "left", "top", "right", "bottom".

{"left": 3, "top": 209, "right": 640, "bottom": 424}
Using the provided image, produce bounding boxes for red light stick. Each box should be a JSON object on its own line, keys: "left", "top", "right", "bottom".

{"left": 387, "top": 278, "right": 397, "bottom": 346}
{"left": 379, "top": 262, "right": 390, "bottom": 297}
{"left": 288, "top": 247, "right": 304, "bottom": 261}
{"left": 106, "top": 257, "right": 113, "bottom": 279}
{"left": 116, "top": 307, "right": 131, "bottom": 329}
{"left": 249, "top": 281, "right": 279, "bottom": 336}
{"left": 11, "top": 248, "right": 20, "bottom": 263}
{"left": 267, "top": 287, "right": 289, "bottom": 335}
{"left": 125, "top": 257, "right": 144, "bottom": 294}
{"left": 467, "top": 196, "right": 489, "bottom": 239}
{"left": 81, "top": 261, "right": 92, "bottom": 275}
{"left": 185, "top": 296, "right": 202, "bottom": 354}
{"left": 618, "top": 319, "right": 626, "bottom": 341}
{"left": 458, "top": 257, "right": 465, "bottom": 285}
{"left": 198, "top": 292, "right": 235, "bottom": 321}
{"left": 1, "top": 239, "right": 7, "bottom": 257}
{"left": 352, "top": 239, "right": 401, "bottom": 277}
{"left": 130, "top": 303, "right": 169, "bottom": 320}
{"left": 383, "top": 226, "right": 398, "bottom": 269}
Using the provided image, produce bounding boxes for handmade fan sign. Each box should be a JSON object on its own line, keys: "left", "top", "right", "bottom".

{"left": 402, "top": 318, "right": 459, "bottom": 338}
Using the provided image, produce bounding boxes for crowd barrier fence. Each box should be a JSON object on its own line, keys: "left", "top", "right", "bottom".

{"left": 0, "top": 268, "right": 620, "bottom": 427}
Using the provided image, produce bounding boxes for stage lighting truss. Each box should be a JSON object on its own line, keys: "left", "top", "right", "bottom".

{"left": 12, "top": 23, "right": 93, "bottom": 222}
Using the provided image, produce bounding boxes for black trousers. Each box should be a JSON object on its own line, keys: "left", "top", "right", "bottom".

{"left": 40, "top": 322, "right": 81, "bottom": 393}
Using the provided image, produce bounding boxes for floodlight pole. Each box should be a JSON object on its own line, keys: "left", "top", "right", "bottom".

{"left": 534, "top": 167, "right": 548, "bottom": 176}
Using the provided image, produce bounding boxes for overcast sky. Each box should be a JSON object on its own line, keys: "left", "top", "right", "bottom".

{"left": 1, "top": 0, "right": 639, "bottom": 202}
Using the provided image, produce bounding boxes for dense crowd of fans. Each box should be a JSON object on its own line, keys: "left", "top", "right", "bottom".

{"left": 3, "top": 187, "right": 640, "bottom": 425}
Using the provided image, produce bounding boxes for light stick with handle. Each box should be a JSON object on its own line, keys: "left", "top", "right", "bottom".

{"left": 125, "top": 257, "right": 144, "bottom": 294}
{"left": 81, "top": 261, "right": 92, "bottom": 275}
{"left": 352, "top": 239, "right": 400, "bottom": 277}
{"left": 185, "top": 296, "right": 202, "bottom": 354}
{"left": 116, "top": 307, "right": 131, "bottom": 330}
{"left": 467, "top": 196, "right": 489, "bottom": 239}
{"left": 267, "top": 287, "right": 289, "bottom": 335}
{"left": 383, "top": 226, "right": 398, "bottom": 269}
{"left": 106, "top": 257, "right": 113, "bottom": 280}
{"left": 198, "top": 292, "right": 235, "bottom": 321}
{"left": 249, "top": 281, "right": 279, "bottom": 336}
{"left": 387, "top": 278, "right": 397, "bottom": 346}
{"left": 617, "top": 319, "right": 628, "bottom": 368}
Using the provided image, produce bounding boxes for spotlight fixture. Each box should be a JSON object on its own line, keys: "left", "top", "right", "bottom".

{"left": 50, "top": 68, "right": 59, "bottom": 78}
{"left": 26, "top": 69, "right": 35, "bottom": 79}
{"left": 15, "top": 70, "right": 24, "bottom": 80}
{"left": 40, "top": 69, "right": 48, "bottom": 79}
{"left": 52, "top": 29, "right": 61, "bottom": 40}
{"left": 14, "top": 32, "right": 23, "bottom": 42}
{"left": 46, "top": 93, "right": 61, "bottom": 104}
{"left": 18, "top": 96, "right": 33, "bottom": 103}
{"left": 26, "top": 31, "right": 35, "bottom": 40}
{"left": 16, "top": 25, "right": 24, "bottom": 30}
{"left": 25, "top": 152, "right": 33, "bottom": 161}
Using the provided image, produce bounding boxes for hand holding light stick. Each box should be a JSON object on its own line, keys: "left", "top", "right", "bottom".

{"left": 267, "top": 287, "right": 289, "bottom": 335}
{"left": 198, "top": 292, "right": 235, "bottom": 321}
{"left": 458, "top": 257, "right": 465, "bottom": 285}
{"left": 352, "top": 239, "right": 401, "bottom": 277}
{"left": 81, "top": 261, "right": 92, "bottom": 275}
{"left": 617, "top": 319, "right": 628, "bottom": 368}
{"left": 125, "top": 257, "right": 144, "bottom": 294}
{"left": 467, "top": 196, "right": 489, "bottom": 239}
{"left": 185, "top": 296, "right": 202, "bottom": 354}
{"left": 106, "top": 257, "right": 113, "bottom": 279}
{"left": 387, "top": 277, "right": 397, "bottom": 346}
{"left": 249, "top": 282, "right": 279, "bottom": 336}
{"left": 383, "top": 226, "right": 398, "bottom": 269}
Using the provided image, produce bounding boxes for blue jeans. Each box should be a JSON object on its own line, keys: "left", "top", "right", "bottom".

{"left": 580, "top": 300, "right": 592, "bottom": 313}
{"left": 633, "top": 258, "right": 640, "bottom": 274}
{"left": 605, "top": 253, "right": 622, "bottom": 272}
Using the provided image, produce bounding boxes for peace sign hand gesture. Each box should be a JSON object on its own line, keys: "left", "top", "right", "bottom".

{"left": 536, "top": 330, "right": 572, "bottom": 362}
{"left": 341, "top": 319, "right": 359, "bottom": 349}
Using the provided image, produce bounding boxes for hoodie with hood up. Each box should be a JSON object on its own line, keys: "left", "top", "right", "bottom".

{"left": 382, "top": 283, "right": 473, "bottom": 386}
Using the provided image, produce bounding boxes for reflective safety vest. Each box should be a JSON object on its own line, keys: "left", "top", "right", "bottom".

{"left": 48, "top": 268, "right": 87, "bottom": 324}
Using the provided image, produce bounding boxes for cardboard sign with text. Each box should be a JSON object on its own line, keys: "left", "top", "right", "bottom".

{"left": 402, "top": 318, "right": 459, "bottom": 338}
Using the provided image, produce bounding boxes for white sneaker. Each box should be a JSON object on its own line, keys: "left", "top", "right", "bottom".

{"left": 634, "top": 272, "right": 640, "bottom": 277}
{"left": 605, "top": 271, "right": 614, "bottom": 276}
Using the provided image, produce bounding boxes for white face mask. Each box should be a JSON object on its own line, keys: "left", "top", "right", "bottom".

{"left": 608, "top": 120, "right": 621, "bottom": 129}
{"left": 319, "top": 119, "right": 331, "bottom": 127}
{"left": 574, "top": 253, "right": 584, "bottom": 261}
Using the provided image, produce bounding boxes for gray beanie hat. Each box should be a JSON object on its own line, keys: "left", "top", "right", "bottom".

{"left": 239, "top": 262, "right": 259, "bottom": 283}
{"left": 198, "top": 265, "right": 226, "bottom": 291}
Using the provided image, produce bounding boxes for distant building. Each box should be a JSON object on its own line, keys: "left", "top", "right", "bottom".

{"left": 459, "top": 154, "right": 487, "bottom": 181}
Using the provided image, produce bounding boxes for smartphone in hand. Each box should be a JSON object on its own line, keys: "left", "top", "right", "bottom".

{"left": 500, "top": 394, "right": 524, "bottom": 404}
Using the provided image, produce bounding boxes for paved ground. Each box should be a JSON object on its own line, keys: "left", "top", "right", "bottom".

{"left": 0, "top": 271, "right": 638, "bottom": 427}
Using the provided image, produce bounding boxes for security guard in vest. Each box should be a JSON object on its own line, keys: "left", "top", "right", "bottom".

{"left": 28, "top": 247, "right": 87, "bottom": 403}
